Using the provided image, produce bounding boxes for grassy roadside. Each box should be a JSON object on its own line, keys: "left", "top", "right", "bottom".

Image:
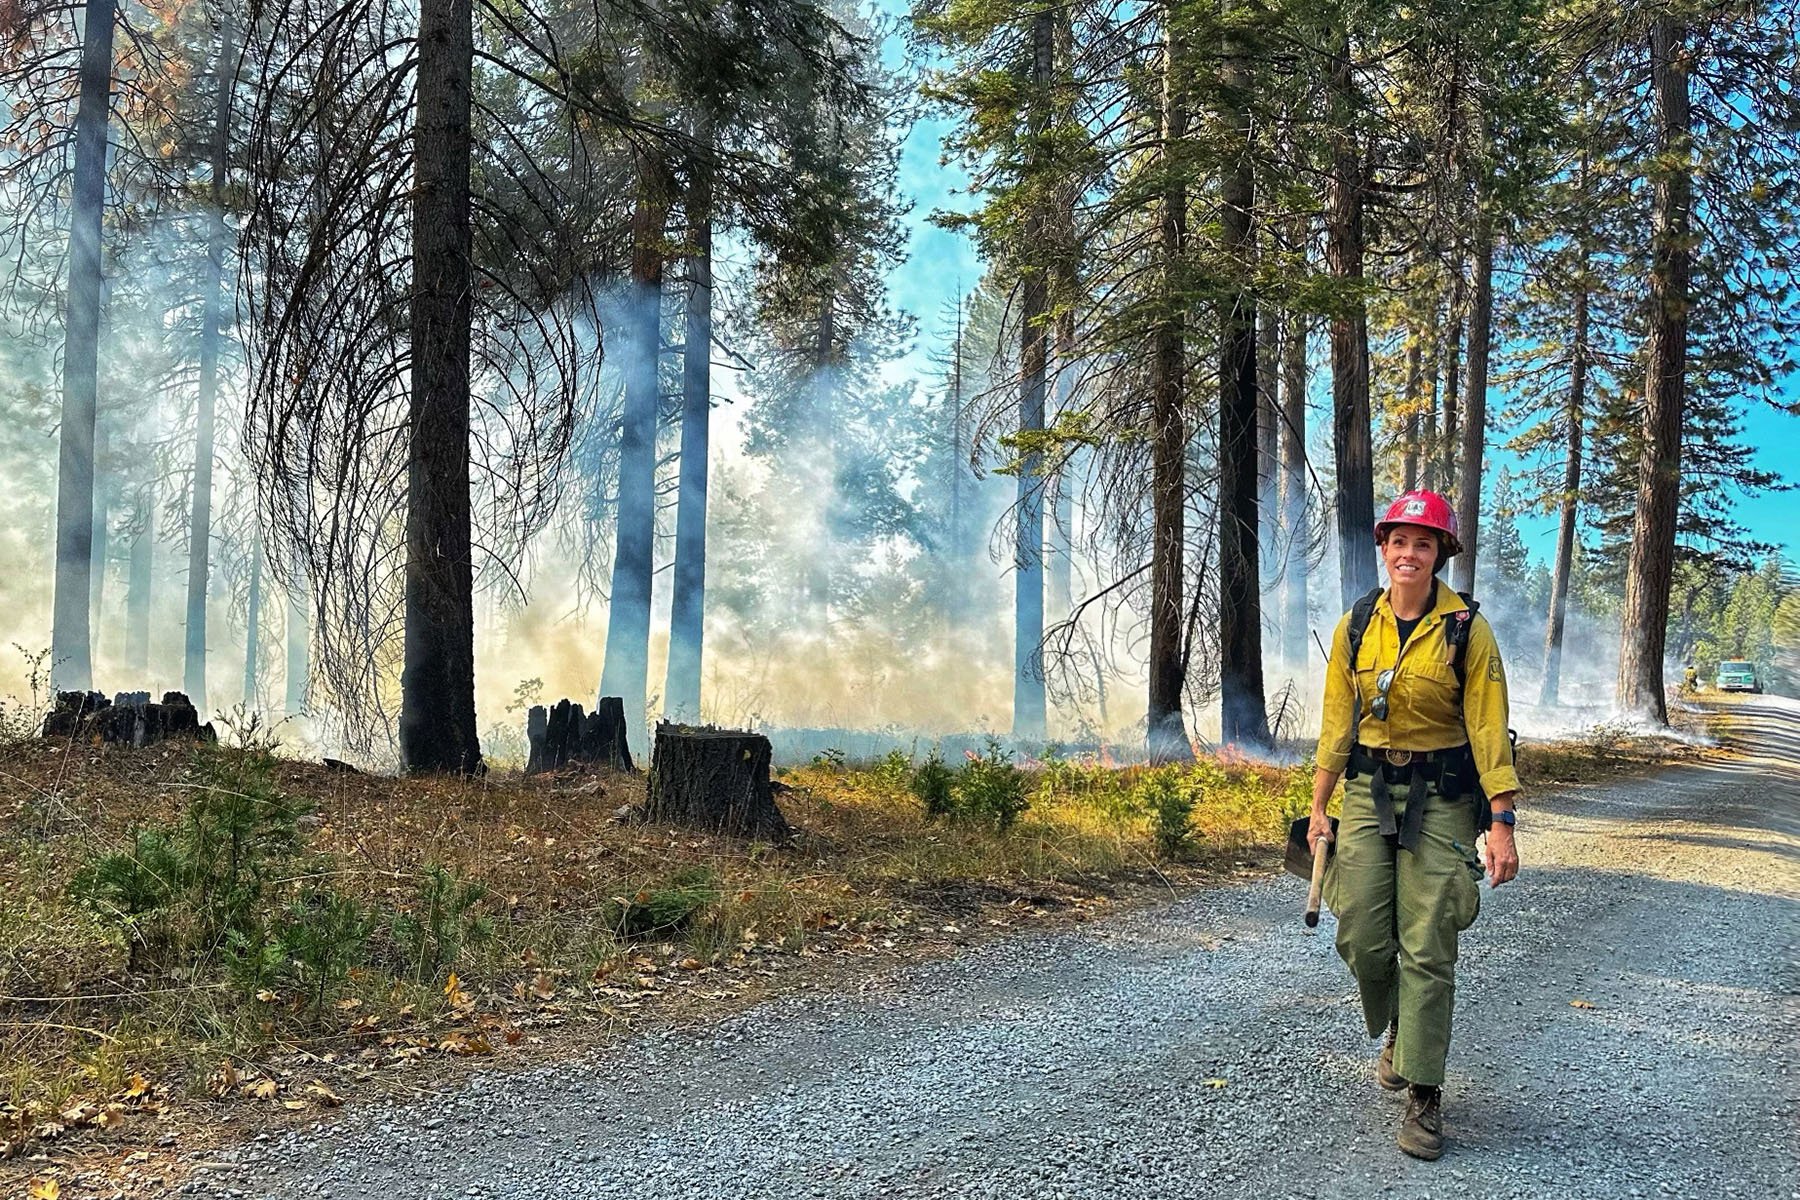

{"left": 1, "top": 723, "right": 1682, "bottom": 1195}
{"left": 0, "top": 736, "right": 1305, "bottom": 1176}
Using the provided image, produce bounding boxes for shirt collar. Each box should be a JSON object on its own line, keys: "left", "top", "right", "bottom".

{"left": 1377, "top": 579, "right": 1468, "bottom": 623}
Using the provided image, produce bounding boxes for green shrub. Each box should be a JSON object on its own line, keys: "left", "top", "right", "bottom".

{"left": 389, "top": 862, "right": 493, "bottom": 983}
{"left": 910, "top": 748, "right": 956, "bottom": 818}
{"left": 179, "top": 744, "right": 310, "bottom": 942}
{"left": 1280, "top": 757, "right": 1316, "bottom": 827}
{"left": 954, "top": 738, "right": 1029, "bottom": 831}
{"left": 872, "top": 748, "right": 913, "bottom": 791}
{"left": 808, "top": 746, "right": 847, "bottom": 771}
{"left": 0, "top": 644, "right": 53, "bottom": 747}
{"left": 606, "top": 868, "right": 720, "bottom": 939}
{"left": 68, "top": 827, "right": 184, "bottom": 921}
{"left": 1134, "top": 768, "right": 1198, "bottom": 859}
{"left": 271, "top": 888, "right": 378, "bottom": 1014}
{"left": 69, "top": 745, "right": 311, "bottom": 973}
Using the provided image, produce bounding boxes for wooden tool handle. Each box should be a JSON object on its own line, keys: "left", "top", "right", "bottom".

{"left": 1305, "top": 835, "right": 1331, "bottom": 927}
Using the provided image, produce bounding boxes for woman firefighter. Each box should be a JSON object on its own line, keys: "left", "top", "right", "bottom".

{"left": 1307, "top": 488, "right": 1520, "bottom": 1161}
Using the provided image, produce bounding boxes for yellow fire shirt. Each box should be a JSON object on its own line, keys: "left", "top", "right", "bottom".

{"left": 1315, "top": 583, "right": 1521, "bottom": 800}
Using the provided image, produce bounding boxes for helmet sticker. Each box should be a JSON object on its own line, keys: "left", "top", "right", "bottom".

{"left": 1402, "top": 499, "right": 1427, "bottom": 516}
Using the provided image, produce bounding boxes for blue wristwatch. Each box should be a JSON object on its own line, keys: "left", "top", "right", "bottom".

{"left": 1490, "top": 809, "right": 1516, "bottom": 827}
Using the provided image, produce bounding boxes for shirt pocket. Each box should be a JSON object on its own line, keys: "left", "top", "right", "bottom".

{"left": 1404, "top": 657, "right": 1462, "bottom": 726}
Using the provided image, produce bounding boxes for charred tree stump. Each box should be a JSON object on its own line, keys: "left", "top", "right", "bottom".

{"left": 646, "top": 723, "right": 789, "bottom": 841}
{"left": 525, "top": 697, "right": 634, "bottom": 774}
{"left": 43, "top": 690, "right": 216, "bottom": 746}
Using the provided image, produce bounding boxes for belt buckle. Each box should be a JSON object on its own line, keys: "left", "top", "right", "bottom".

{"left": 1385, "top": 748, "right": 1413, "bottom": 767}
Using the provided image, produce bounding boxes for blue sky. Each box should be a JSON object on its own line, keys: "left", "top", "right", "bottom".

{"left": 879, "top": 92, "right": 1800, "bottom": 572}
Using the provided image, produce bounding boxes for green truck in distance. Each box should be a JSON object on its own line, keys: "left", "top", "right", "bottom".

{"left": 1716, "top": 660, "right": 1763, "bottom": 693}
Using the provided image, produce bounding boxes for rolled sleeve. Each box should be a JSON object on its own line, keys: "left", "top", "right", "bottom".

{"left": 1460, "top": 616, "right": 1520, "bottom": 799}
{"left": 1315, "top": 613, "right": 1357, "bottom": 773}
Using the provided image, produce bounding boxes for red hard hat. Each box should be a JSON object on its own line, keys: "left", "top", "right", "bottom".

{"left": 1375, "top": 489, "right": 1462, "bottom": 558}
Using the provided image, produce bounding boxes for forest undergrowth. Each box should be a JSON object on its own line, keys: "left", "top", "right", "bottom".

{"left": 0, "top": 721, "right": 1687, "bottom": 1174}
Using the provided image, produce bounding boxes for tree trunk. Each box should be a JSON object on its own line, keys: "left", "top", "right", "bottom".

{"left": 285, "top": 578, "right": 308, "bottom": 714}
{"left": 184, "top": 15, "right": 236, "bottom": 713}
{"left": 1452, "top": 209, "right": 1493, "bottom": 595}
{"left": 1326, "top": 23, "right": 1375, "bottom": 610}
{"left": 664, "top": 113, "right": 713, "bottom": 724}
{"left": 646, "top": 723, "right": 788, "bottom": 841}
{"left": 51, "top": 0, "right": 116, "bottom": 692}
{"left": 1440, "top": 272, "right": 1464, "bottom": 497}
{"left": 399, "top": 0, "right": 481, "bottom": 774}
{"left": 598, "top": 150, "right": 669, "bottom": 746}
{"left": 948, "top": 297, "right": 966, "bottom": 568}
{"left": 1541, "top": 153, "right": 1591, "bottom": 707}
{"left": 1401, "top": 335, "right": 1422, "bottom": 491}
{"left": 1216, "top": 21, "right": 1269, "bottom": 747}
{"left": 805, "top": 295, "right": 837, "bottom": 624}
{"left": 1540, "top": 266, "right": 1587, "bottom": 706}
{"left": 1421, "top": 306, "right": 1441, "bottom": 492}
{"left": 1012, "top": 6, "right": 1054, "bottom": 743}
{"left": 1147, "top": 13, "right": 1192, "bottom": 764}
{"left": 1256, "top": 305, "right": 1280, "bottom": 576}
{"left": 89, "top": 443, "right": 109, "bottom": 656}
{"left": 243, "top": 533, "right": 262, "bottom": 708}
{"left": 1048, "top": 312, "right": 1076, "bottom": 618}
{"left": 1618, "top": 20, "right": 1691, "bottom": 724}
{"left": 125, "top": 497, "right": 151, "bottom": 675}
{"left": 1280, "top": 308, "right": 1309, "bottom": 672}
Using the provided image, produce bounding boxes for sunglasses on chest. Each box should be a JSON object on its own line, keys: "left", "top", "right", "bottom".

{"left": 1371, "top": 668, "right": 1395, "bottom": 721}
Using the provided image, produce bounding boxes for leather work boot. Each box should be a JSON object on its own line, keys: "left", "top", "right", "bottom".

{"left": 1397, "top": 1085, "right": 1445, "bottom": 1160}
{"left": 1377, "top": 1024, "right": 1407, "bottom": 1091}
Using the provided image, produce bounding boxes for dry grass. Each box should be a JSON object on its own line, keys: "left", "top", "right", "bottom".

{"left": 0, "top": 733, "right": 1304, "bottom": 1179}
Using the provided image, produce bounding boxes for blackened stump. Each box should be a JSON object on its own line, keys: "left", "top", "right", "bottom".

{"left": 43, "top": 690, "right": 215, "bottom": 745}
{"left": 525, "top": 697, "right": 634, "bottom": 774}
{"left": 646, "top": 723, "right": 788, "bottom": 841}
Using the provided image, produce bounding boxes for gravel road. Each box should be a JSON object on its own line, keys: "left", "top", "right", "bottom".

{"left": 222, "top": 698, "right": 1799, "bottom": 1200}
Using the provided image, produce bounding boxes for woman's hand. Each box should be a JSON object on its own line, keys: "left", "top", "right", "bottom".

{"left": 1482, "top": 824, "right": 1519, "bottom": 887}
{"left": 1308, "top": 808, "right": 1335, "bottom": 854}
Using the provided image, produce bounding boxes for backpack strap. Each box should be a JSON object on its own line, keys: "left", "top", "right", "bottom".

{"left": 1345, "top": 586, "right": 1384, "bottom": 671}
{"left": 1342, "top": 587, "right": 1385, "bottom": 777}
{"left": 1445, "top": 591, "right": 1481, "bottom": 690}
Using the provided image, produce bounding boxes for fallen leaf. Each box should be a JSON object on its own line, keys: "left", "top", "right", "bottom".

{"left": 336, "top": 998, "right": 363, "bottom": 1011}
{"left": 255, "top": 990, "right": 280, "bottom": 1003}
{"left": 305, "top": 1082, "right": 343, "bottom": 1108}
{"left": 445, "top": 973, "right": 470, "bottom": 1009}
{"left": 211, "top": 1059, "right": 240, "bottom": 1098}
{"left": 96, "top": 1105, "right": 126, "bottom": 1129}
{"left": 1204, "top": 1078, "right": 1229, "bottom": 1089}
{"left": 678, "top": 957, "right": 703, "bottom": 971}
{"left": 28, "top": 1179, "right": 59, "bottom": 1199}
{"left": 1570, "top": 999, "right": 1597, "bottom": 1010}
{"left": 530, "top": 972, "right": 556, "bottom": 1001}
{"left": 247, "top": 1078, "right": 279, "bottom": 1101}
{"left": 124, "top": 1074, "right": 151, "bottom": 1099}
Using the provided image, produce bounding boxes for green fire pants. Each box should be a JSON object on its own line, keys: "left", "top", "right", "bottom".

{"left": 1324, "top": 770, "right": 1484, "bottom": 1087}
